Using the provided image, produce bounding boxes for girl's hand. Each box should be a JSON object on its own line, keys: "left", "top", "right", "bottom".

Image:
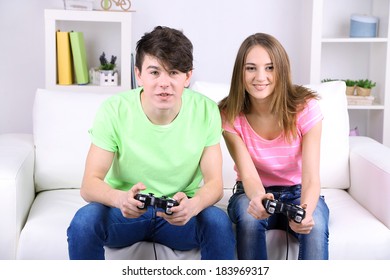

{"left": 248, "top": 192, "right": 274, "bottom": 220}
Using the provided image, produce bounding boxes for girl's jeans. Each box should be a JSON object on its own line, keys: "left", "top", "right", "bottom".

{"left": 67, "top": 202, "right": 236, "bottom": 260}
{"left": 228, "top": 182, "right": 329, "bottom": 260}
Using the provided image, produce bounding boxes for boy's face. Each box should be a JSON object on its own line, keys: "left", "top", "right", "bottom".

{"left": 135, "top": 55, "right": 192, "bottom": 111}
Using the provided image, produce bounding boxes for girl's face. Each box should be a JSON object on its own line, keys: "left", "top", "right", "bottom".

{"left": 243, "top": 45, "right": 275, "bottom": 102}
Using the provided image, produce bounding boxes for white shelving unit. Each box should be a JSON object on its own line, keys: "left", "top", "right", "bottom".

{"left": 44, "top": 9, "right": 133, "bottom": 94}
{"left": 310, "top": 0, "right": 390, "bottom": 147}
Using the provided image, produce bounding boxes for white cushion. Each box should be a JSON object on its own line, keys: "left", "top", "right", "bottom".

{"left": 17, "top": 189, "right": 86, "bottom": 259}
{"left": 191, "top": 81, "right": 229, "bottom": 103}
{"left": 191, "top": 81, "right": 237, "bottom": 190}
{"left": 321, "top": 189, "right": 390, "bottom": 259}
{"left": 191, "top": 81, "right": 351, "bottom": 190}
{"left": 305, "top": 81, "right": 350, "bottom": 189}
{"left": 17, "top": 189, "right": 200, "bottom": 260}
{"left": 106, "top": 242, "right": 200, "bottom": 260}
{"left": 33, "top": 89, "right": 112, "bottom": 192}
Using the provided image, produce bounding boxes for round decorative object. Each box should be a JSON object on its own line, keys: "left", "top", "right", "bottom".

{"left": 101, "top": 0, "right": 131, "bottom": 11}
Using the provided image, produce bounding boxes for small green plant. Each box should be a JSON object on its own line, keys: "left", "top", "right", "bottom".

{"left": 344, "top": 79, "right": 357, "bottom": 87}
{"left": 99, "top": 52, "right": 117, "bottom": 71}
{"left": 356, "top": 79, "right": 376, "bottom": 89}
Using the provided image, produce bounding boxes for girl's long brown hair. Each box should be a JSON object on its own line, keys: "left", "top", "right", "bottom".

{"left": 219, "top": 33, "right": 318, "bottom": 142}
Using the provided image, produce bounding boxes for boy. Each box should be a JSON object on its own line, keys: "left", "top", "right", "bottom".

{"left": 67, "top": 26, "right": 235, "bottom": 260}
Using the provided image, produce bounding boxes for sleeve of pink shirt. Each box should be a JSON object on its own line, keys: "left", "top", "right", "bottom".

{"left": 221, "top": 112, "right": 242, "bottom": 136}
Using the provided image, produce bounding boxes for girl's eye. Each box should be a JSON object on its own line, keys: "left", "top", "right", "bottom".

{"left": 245, "top": 66, "right": 256, "bottom": 72}
{"left": 265, "top": 65, "right": 274, "bottom": 71}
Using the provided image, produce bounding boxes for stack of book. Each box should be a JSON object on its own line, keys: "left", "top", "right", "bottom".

{"left": 56, "top": 30, "right": 89, "bottom": 85}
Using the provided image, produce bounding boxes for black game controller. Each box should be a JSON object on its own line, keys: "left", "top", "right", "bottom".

{"left": 262, "top": 199, "right": 306, "bottom": 223}
{"left": 135, "top": 193, "right": 179, "bottom": 215}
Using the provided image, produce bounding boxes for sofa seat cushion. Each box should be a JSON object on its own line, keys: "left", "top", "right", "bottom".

{"left": 17, "top": 189, "right": 199, "bottom": 260}
{"left": 17, "top": 187, "right": 390, "bottom": 260}
{"left": 106, "top": 242, "right": 200, "bottom": 260}
{"left": 17, "top": 189, "right": 86, "bottom": 259}
{"left": 321, "top": 189, "right": 390, "bottom": 259}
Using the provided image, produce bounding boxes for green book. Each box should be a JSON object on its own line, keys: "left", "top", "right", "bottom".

{"left": 69, "top": 31, "right": 89, "bottom": 85}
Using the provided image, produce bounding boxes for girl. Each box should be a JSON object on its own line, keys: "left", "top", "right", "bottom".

{"left": 219, "top": 33, "right": 329, "bottom": 260}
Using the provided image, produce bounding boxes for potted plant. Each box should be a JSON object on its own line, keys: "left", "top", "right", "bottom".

{"left": 356, "top": 79, "right": 376, "bottom": 96}
{"left": 344, "top": 79, "right": 357, "bottom": 96}
{"left": 99, "top": 52, "right": 117, "bottom": 71}
{"left": 90, "top": 52, "right": 119, "bottom": 86}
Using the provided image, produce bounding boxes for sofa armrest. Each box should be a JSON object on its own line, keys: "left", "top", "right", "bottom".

{"left": 348, "top": 136, "right": 390, "bottom": 229}
{"left": 0, "top": 133, "right": 35, "bottom": 259}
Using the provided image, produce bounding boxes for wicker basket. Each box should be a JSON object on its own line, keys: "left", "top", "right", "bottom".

{"left": 346, "top": 86, "right": 356, "bottom": 96}
{"left": 356, "top": 87, "right": 371, "bottom": 96}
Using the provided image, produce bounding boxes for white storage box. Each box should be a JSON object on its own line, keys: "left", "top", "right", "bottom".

{"left": 89, "top": 68, "right": 118, "bottom": 86}
{"left": 350, "top": 14, "right": 378, "bottom": 38}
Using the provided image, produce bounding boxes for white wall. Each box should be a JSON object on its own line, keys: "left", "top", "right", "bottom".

{"left": 0, "top": 0, "right": 309, "bottom": 134}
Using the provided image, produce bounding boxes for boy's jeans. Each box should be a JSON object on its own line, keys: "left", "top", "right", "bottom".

{"left": 67, "top": 202, "right": 236, "bottom": 260}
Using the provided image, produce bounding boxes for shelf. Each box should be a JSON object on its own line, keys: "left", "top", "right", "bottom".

{"left": 348, "top": 104, "right": 385, "bottom": 110}
{"left": 322, "top": 37, "right": 388, "bottom": 43}
{"left": 47, "top": 84, "right": 126, "bottom": 94}
{"left": 311, "top": 0, "right": 390, "bottom": 146}
{"left": 44, "top": 9, "right": 133, "bottom": 92}
{"left": 45, "top": 9, "right": 135, "bottom": 22}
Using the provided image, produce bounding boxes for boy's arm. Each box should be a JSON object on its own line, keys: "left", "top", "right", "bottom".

{"left": 81, "top": 144, "right": 146, "bottom": 218}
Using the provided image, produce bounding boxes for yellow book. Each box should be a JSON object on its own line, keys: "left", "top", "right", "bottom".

{"left": 56, "top": 31, "right": 73, "bottom": 85}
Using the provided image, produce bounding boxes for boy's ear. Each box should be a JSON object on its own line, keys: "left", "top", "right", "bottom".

{"left": 184, "top": 70, "right": 193, "bottom": 88}
{"left": 135, "top": 67, "right": 142, "bottom": 86}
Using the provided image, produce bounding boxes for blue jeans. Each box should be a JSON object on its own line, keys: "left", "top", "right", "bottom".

{"left": 67, "top": 202, "right": 236, "bottom": 260}
{"left": 228, "top": 182, "right": 329, "bottom": 260}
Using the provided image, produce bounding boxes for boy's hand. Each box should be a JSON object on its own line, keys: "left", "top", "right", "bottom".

{"left": 118, "top": 182, "right": 147, "bottom": 218}
{"left": 157, "top": 192, "right": 195, "bottom": 226}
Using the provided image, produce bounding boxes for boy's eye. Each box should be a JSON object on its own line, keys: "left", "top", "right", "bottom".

{"left": 170, "top": 70, "right": 179, "bottom": 76}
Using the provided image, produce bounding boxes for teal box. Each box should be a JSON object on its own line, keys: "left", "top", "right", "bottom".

{"left": 350, "top": 14, "right": 378, "bottom": 38}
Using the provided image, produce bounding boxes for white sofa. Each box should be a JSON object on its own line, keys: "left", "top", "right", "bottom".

{"left": 1, "top": 81, "right": 390, "bottom": 260}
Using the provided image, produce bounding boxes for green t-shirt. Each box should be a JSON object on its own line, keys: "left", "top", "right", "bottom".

{"left": 89, "top": 87, "right": 222, "bottom": 198}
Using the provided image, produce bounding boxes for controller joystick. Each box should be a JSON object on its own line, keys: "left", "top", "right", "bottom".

{"left": 262, "top": 199, "right": 306, "bottom": 223}
{"left": 135, "top": 193, "right": 179, "bottom": 215}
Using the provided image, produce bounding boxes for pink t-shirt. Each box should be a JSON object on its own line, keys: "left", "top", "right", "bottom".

{"left": 222, "top": 99, "right": 323, "bottom": 187}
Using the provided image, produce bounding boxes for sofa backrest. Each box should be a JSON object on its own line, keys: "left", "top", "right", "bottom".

{"left": 191, "top": 80, "right": 351, "bottom": 190}
{"left": 305, "top": 81, "right": 350, "bottom": 189}
{"left": 33, "top": 81, "right": 350, "bottom": 192}
{"left": 33, "top": 89, "right": 113, "bottom": 192}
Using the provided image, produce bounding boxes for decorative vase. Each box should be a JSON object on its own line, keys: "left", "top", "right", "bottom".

{"left": 356, "top": 87, "right": 371, "bottom": 96}
{"left": 89, "top": 68, "right": 118, "bottom": 86}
